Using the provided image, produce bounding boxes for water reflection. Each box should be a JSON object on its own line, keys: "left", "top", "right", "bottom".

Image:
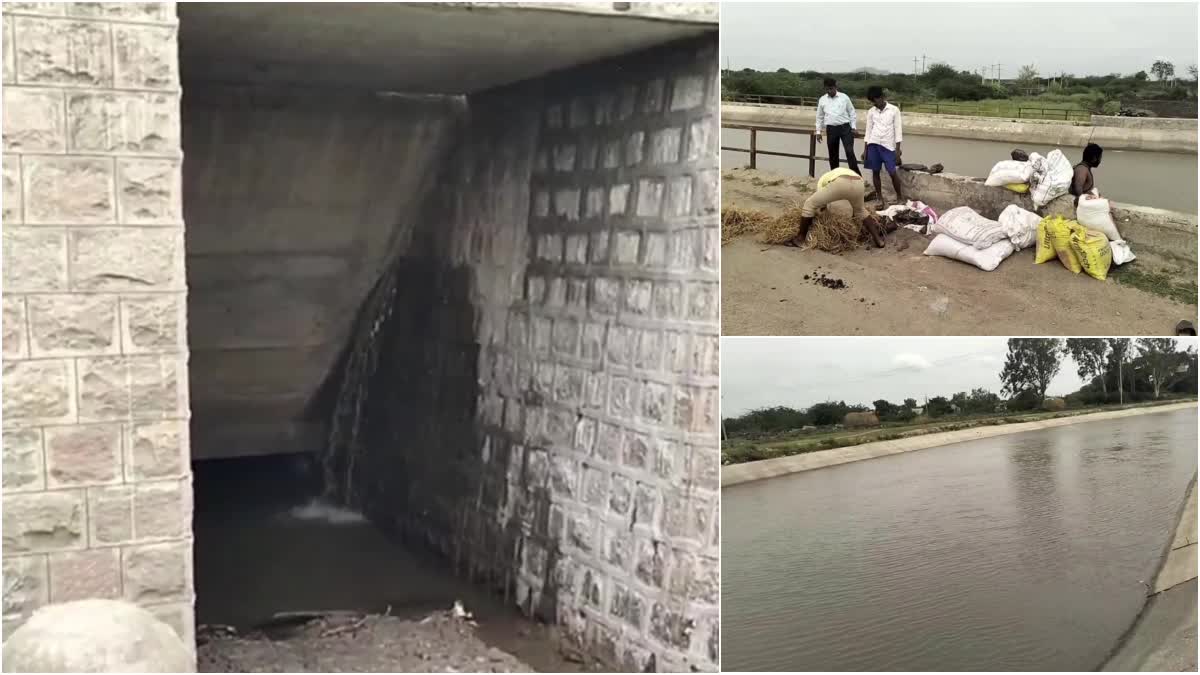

{"left": 722, "top": 409, "right": 1197, "bottom": 671}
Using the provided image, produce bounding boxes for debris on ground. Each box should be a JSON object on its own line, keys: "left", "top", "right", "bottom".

{"left": 809, "top": 270, "right": 849, "bottom": 290}
{"left": 722, "top": 206, "right": 773, "bottom": 244}
{"left": 197, "top": 607, "right": 535, "bottom": 673}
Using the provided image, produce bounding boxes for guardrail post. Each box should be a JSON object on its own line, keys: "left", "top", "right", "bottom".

{"left": 808, "top": 132, "right": 816, "bottom": 177}
{"left": 750, "top": 128, "right": 757, "bottom": 169}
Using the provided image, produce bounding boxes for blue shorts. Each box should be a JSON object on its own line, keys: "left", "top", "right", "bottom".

{"left": 865, "top": 144, "right": 897, "bottom": 173}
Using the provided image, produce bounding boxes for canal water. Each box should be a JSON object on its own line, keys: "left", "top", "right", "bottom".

{"left": 721, "top": 128, "right": 1199, "bottom": 214}
{"left": 192, "top": 453, "right": 578, "bottom": 672}
{"left": 721, "top": 408, "right": 1198, "bottom": 672}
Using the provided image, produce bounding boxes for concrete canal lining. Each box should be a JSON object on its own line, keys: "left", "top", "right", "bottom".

{"left": 1101, "top": 475, "right": 1198, "bottom": 671}
{"left": 722, "top": 102, "right": 1198, "bottom": 154}
{"left": 722, "top": 401, "right": 1198, "bottom": 487}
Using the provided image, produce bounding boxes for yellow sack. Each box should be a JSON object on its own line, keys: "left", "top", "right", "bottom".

{"left": 1069, "top": 224, "right": 1113, "bottom": 280}
{"left": 1004, "top": 183, "right": 1030, "bottom": 193}
{"left": 1036, "top": 216, "right": 1082, "bottom": 273}
{"left": 1034, "top": 217, "right": 1058, "bottom": 264}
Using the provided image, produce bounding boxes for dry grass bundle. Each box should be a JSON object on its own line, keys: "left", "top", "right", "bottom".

{"left": 721, "top": 207, "right": 773, "bottom": 244}
{"left": 769, "top": 205, "right": 868, "bottom": 253}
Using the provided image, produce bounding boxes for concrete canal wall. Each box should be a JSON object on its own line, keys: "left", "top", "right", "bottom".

{"left": 1101, "top": 475, "right": 1197, "bottom": 671}
{"left": 1152, "top": 475, "right": 1198, "bottom": 594}
{"left": 722, "top": 402, "right": 1198, "bottom": 487}
{"left": 721, "top": 103, "right": 1198, "bottom": 154}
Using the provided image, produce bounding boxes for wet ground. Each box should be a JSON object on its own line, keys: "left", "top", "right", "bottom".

{"left": 721, "top": 167, "right": 1197, "bottom": 336}
{"left": 192, "top": 454, "right": 583, "bottom": 673}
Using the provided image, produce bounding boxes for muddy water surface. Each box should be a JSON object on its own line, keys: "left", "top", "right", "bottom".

{"left": 722, "top": 408, "right": 1198, "bottom": 671}
{"left": 192, "top": 454, "right": 579, "bottom": 672}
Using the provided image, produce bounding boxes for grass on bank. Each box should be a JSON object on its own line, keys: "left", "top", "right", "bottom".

{"left": 901, "top": 97, "right": 1091, "bottom": 121}
{"left": 722, "top": 397, "right": 1198, "bottom": 465}
{"left": 1110, "top": 265, "right": 1200, "bottom": 306}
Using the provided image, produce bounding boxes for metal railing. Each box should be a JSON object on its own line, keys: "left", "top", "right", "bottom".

{"left": 724, "top": 93, "right": 1092, "bottom": 122}
{"left": 720, "top": 123, "right": 864, "bottom": 177}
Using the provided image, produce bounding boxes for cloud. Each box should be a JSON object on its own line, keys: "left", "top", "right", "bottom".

{"left": 892, "top": 353, "right": 932, "bottom": 370}
{"left": 973, "top": 354, "right": 1000, "bottom": 365}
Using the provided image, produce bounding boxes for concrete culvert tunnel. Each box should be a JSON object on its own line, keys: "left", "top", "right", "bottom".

{"left": 179, "top": 3, "right": 720, "bottom": 672}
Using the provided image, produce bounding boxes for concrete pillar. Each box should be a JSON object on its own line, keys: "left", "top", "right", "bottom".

{"left": 1, "top": 1, "right": 194, "bottom": 659}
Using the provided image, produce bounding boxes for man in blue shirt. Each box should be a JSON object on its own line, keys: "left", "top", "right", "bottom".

{"left": 814, "top": 78, "right": 859, "bottom": 174}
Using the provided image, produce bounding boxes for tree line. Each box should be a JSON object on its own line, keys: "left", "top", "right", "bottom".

{"left": 722, "top": 61, "right": 1198, "bottom": 109}
{"left": 724, "top": 338, "right": 1197, "bottom": 436}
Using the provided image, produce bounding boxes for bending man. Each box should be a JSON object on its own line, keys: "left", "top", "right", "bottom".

{"left": 814, "top": 78, "right": 859, "bottom": 174}
{"left": 863, "top": 85, "right": 903, "bottom": 206}
{"left": 791, "top": 167, "right": 885, "bottom": 249}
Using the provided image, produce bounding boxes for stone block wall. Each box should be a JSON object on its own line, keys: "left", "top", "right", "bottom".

{"left": 334, "top": 35, "right": 720, "bottom": 672}
{"left": 1, "top": 1, "right": 193, "bottom": 654}
{"left": 511, "top": 38, "right": 720, "bottom": 672}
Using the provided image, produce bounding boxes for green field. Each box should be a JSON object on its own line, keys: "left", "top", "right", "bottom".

{"left": 722, "top": 398, "right": 1197, "bottom": 465}
{"left": 901, "top": 97, "right": 1091, "bottom": 121}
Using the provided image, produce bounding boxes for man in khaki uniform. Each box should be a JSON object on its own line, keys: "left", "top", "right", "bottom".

{"left": 792, "top": 167, "right": 885, "bottom": 248}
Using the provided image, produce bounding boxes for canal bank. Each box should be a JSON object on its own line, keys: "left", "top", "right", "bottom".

{"left": 722, "top": 102, "right": 1198, "bottom": 154}
{"left": 722, "top": 401, "right": 1198, "bottom": 487}
{"left": 1102, "top": 475, "right": 1198, "bottom": 671}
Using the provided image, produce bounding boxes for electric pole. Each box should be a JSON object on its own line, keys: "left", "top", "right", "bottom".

{"left": 1119, "top": 357, "right": 1124, "bottom": 404}
{"left": 921, "top": 54, "right": 927, "bottom": 74}
{"left": 913, "top": 56, "right": 919, "bottom": 75}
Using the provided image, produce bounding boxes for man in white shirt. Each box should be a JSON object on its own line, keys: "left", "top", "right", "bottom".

{"left": 862, "top": 85, "right": 903, "bottom": 206}
{"left": 814, "top": 78, "right": 859, "bottom": 174}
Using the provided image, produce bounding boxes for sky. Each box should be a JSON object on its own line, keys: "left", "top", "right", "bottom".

{"left": 721, "top": 337, "right": 1198, "bottom": 416}
{"left": 721, "top": 2, "right": 1199, "bottom": 77}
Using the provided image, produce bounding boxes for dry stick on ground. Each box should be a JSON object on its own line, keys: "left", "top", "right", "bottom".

{"left": 319, "top": 614, "right": 369, "bottom": 639}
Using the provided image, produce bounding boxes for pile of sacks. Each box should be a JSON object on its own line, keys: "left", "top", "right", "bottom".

{"left": 922, "top": 205, "right": 1040, "bottom": 271}
{"left": 985, "top": 150, "right": 1074, "bottom": 209}
{"left": 1034, "top": 214, "right": 1134, "bottom": 280}
{"left": 922, "top": 203, "right": 1135, "bottom": 279}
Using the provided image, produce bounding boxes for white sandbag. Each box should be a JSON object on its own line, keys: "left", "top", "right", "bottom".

{"left": 998, "top": 204, "right": 1042, "bottom": 250}
{"left": 1030, "top": 149, "right": 1072, "bottom": 208}
{"left": 984, "top": 160, "right": 1034, "bottom": 187}
{"left": 930, "top": 206, "right": 1008, "bottom": 249}
{"left": 1110, "top": 239, "right": 1137, "bottom": 265}
{"left": 1075, "top": 194, "right": 1122, "bottom": 241}
{"left": 923, "top": 233, "right": 1016, "bottom": 272}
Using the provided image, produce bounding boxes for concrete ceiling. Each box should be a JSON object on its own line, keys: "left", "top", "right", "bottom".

{"left": 178, "top": 2, "right": 717, "bottom": 94}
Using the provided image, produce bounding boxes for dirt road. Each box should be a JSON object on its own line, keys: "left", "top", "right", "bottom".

{"left": 722, "top": 168, "right": 1197, "bottom": 336}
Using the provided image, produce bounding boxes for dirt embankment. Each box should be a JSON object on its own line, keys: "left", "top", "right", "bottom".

{"left": 721, "top": 167, "right": 1197, "bottom": 336}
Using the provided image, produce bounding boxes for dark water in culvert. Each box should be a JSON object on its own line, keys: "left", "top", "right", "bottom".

{"left": 722, "top": 409, "right": 1198, "bottom": 672}
{"left": 192, "top": 453, "right": 578, "bottom": 672}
